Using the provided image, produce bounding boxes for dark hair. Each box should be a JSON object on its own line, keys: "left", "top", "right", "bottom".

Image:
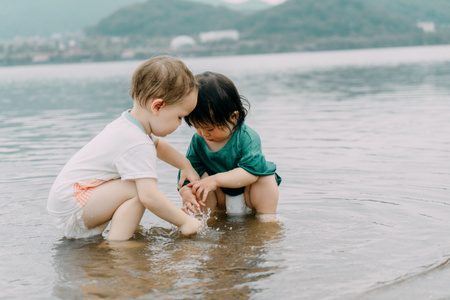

{"left": 184, "top": 72, "right": 249, "bottom": 129}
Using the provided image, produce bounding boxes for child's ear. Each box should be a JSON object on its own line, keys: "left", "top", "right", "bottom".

{"left": 231, "top": 111, "right": 239, "bottom": 123}
{"left": 150, "top": 99, "right": 165, "bottom": 115}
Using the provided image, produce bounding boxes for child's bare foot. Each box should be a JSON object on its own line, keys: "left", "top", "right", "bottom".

{"left": 179, "top": 217, "right": 202, "bottom": 236}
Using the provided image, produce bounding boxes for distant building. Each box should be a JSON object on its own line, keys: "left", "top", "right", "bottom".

{"left": 32, "top": 54, "right": 51, "bottom": 63}
{"left": 417, "top": 22, "right": 435, "bottom": 33}
{"left": 170, "top": 36, "right": 197, "bottom": 50}
{"left": 199, "top": 30, "right": 239, "bottom": 43}
{"left": 120, "top": 50, "right": 135, "bottom": 59}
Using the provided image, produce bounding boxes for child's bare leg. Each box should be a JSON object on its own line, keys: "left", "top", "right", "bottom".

{"left": 202, "top": 190, "right": 217, "bottom": 214}
{"left": 108, "top": 197, "right": 145, "bottom": 240}
{"left": 215, "top": 187, "right": 226, "bottom": 210}
{"left": 198, "top": 172, "right": 225, "bottom": 214}
{"left": 82, "top": 179, "right": 145, "bottom": 240}
{"left": 245, "top": 175, "right": 278, "bottom": 214}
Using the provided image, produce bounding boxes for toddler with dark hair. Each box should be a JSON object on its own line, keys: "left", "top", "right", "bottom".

{"left": 179, "top": 72, "right": 281, "bottom": 216}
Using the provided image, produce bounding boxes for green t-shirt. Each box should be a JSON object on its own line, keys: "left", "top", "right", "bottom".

{"left": 181, "top": 124, "right": 281, "bottom": 193}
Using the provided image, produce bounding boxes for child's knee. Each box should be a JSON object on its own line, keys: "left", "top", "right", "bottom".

{"left": 131, "top": 196, "right": 145, "bottom": 208}
{"left": 248, "top": 175, "right": 279, "bottom": 213}
{"left": 253, "top": 174, "right": 278, "bottom": 190}
{"left": 261, "top": 174, "right": 277, "bottom": 182}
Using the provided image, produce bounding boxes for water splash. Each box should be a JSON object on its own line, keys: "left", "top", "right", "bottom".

{"left": 194, "top": 209, "right": 212, "bottom": 236}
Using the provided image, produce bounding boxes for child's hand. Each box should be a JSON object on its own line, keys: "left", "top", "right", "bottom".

{"left": 188, "top": 176, "right": 218, "bottom": 204}
{"left": 179, "top": 216, "right": 202, "bottom": 236}
{"left": 180, "top": 186, "right": 203, "bottom": 215}
{"left": 178, "top": 166, "right": 200, "bottom": 190}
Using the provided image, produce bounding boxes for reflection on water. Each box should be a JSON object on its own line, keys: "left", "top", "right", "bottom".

{"left": 1, "top": 45, "right": 450, "bottom": 299}
{"left": 52, "top": 215, "right": 284, "bottom": 299}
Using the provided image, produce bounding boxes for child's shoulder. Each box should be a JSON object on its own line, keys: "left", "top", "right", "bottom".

{"left": 234, "top": 124, "right": 262, "bottom": 148}
{"left": 238, "top": 123, "right": 260, "bottom": 139}
{"left": 100, "top": 112, "right": 151, "bottom": 146}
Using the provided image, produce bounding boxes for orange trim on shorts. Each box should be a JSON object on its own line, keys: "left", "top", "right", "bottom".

{"left": 73, "top": 179, "right": 111, "bottom": 206}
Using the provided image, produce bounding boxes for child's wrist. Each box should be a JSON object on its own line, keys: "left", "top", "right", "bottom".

{"left": 180, "top": 158, "right": 193, "bottom": 170}
{"left": 179, "top": 216, "right": 201, "bottom": 235}
{"left": 179, "top": 185, "right": 191, "bottom": 195}
{"left": 210, "top": 174, "right": 220, "bottom": 187}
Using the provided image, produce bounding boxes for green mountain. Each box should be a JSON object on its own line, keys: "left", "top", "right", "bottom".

{"left": 3, "top": 0, "right": 449, "bottom": 60}
{"left": 86, "top": 0, "right": 242, "bottom": 37}
{"left": 83, "top": 0, "right": 450, "bottom": 53}
{"left": 237, "top": 0, "right": 418, "bottom": 39}
{"left": 365, "top": 0, "right": 450, "bottom": 25}
{"left": 87, "top": 0, "right": 430, "bottom": 40}
{"left": 3, "top": 0, "right": 449, "bottom": 42}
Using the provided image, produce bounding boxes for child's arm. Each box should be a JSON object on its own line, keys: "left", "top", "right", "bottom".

{"left": 135, "top": 177, "right": 201, "bottom": 235}
{"left": 188, "top": 168, "right": 258, "bottom": 203}
{"left": 153, "top": 137, "right": 200, "bottom": 187}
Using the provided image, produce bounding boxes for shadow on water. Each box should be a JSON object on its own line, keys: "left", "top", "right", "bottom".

{"left": 52, "top": 214, "right": 285, "bottom": 299}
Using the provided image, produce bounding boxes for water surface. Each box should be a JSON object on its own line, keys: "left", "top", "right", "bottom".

{"left": 1, "top": 45, "right": 450, "bottom": 299}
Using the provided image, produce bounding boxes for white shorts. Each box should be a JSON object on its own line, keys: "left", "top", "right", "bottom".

{"left": 225, "top": 194, "right": 252, "bottom": 215}
{"left": 53, "top": 209, "right": 109, "bottom": 239}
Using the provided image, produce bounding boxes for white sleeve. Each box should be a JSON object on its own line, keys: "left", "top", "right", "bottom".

{"left": 115, "top": 143, "right": 158, "bottom": 181}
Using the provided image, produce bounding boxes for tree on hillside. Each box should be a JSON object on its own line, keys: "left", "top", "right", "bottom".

{"left": 365, "top": 0, "right": 450, "bottom": 25}
{"left": 237, "top": 0, "right": 419, "bottom": 39}
{"left": 86, "top": 0, "right": 242, "bottom": 37}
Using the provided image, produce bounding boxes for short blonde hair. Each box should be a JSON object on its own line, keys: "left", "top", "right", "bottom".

{"left": 129, "top": 56, "right": 198, "bottom": 107}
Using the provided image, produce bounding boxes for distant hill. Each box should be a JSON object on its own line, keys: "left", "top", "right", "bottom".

{"left": 236, "top": 0, "right": 418, "bottom": 39}
{"left": 2, "top": 0, "right": 450, "bottom": 57}
{"left": 3, "top": 0, "right": 450, "bottom": 42}
{"left": 365, "top": 0, "right": 450, "bottom": 25}
{"left": 86, "top": 0, "right": 242, "bottom": 37}
{"left": 87, "top": 0, "right": 425, "bottom": 40}
{"left": 186, "top": 0, "right": 272, "bottom": 13}
{"left": 0, "top": 0, "right": 144, "bottom": 40}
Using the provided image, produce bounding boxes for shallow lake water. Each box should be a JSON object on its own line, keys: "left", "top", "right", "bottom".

{"left": 1, "top": 45, "right": 450, "bottom": 299}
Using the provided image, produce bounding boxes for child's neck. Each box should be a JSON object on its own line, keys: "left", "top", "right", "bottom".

{"left": 130, "top": 106, "right": 152, "bottom": 136}
{"left": 205, "top": 138, "right": 230, "bottom": 152}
